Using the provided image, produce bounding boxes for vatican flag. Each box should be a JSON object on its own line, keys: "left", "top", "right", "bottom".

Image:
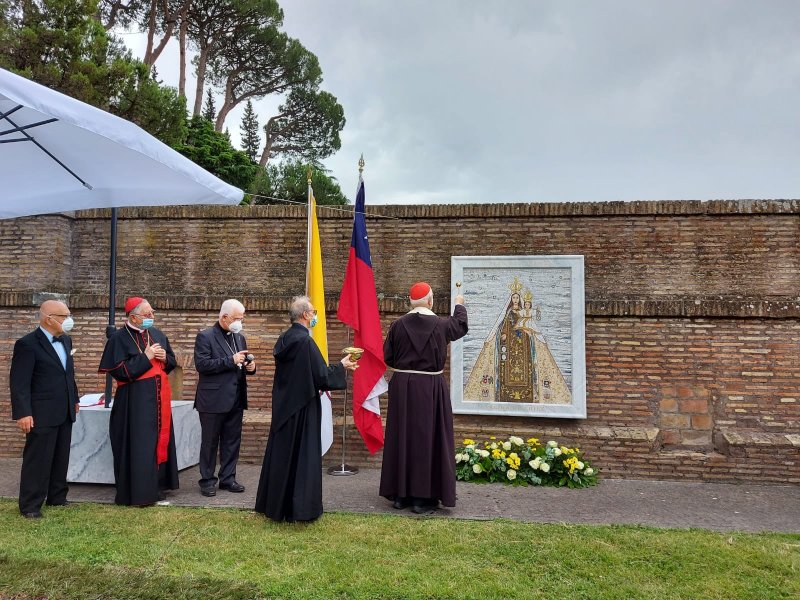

{"left": 306, "top": 179, "right": 333, "bottom": 455}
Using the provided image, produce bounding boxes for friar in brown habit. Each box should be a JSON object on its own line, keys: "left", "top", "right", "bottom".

{"left": 379, "top": 281, "right": 468, "bottom": 515}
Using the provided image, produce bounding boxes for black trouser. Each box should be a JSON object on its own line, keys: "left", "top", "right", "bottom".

{"left": 18, "top": 420, "right": 72, "bottom": 514}
{"left": 198, "top": 409, "right": 243, "bottom": 489}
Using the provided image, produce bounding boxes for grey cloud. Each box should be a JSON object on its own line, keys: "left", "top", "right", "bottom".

{"left": 130, "top": 1, "right": 800, "bottom": 203}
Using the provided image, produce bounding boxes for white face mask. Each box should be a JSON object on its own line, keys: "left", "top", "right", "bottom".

{"left": 228, "top": 319, "right": 243, "bottom": 334}
{"left": 61, "top": 316, "right": 74, "bottom": 333}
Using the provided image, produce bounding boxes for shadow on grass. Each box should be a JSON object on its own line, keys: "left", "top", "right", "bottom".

{"left": 0, "top": 554, "right": 267, "bottom": 600}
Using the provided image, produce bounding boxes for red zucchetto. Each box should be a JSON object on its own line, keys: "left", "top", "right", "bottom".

{"left": 409, "top": 282, "right": 432, "bottom": 301}
{"left": 124, "top": 296, "right": 144, "bottom": 314}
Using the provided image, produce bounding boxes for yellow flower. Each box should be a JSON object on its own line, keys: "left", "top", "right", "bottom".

{"left": 463, "top": 438, "right": 475, "bottom": 446}
{"left": 492, "top": 449, "right": 502, "bottom": 459}
{"left": 527, "top": 437, "right": 540, "bottom": 446}
{"left": 489, "top": 436, "right": 497, "bottom": 440}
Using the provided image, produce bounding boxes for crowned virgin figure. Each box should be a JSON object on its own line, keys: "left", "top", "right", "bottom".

{"left": 464, "top": 277, "right": 571, "bottom": 404}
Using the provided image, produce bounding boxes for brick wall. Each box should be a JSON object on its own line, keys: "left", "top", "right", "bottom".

{"left": 1, "top": 200, "right": 799, "bottom": 484}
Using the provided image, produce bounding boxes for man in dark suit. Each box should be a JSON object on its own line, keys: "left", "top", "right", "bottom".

{"left": 10, "top": 299, "right": 80, "bottom": 518}
{"left": 194, "top": 299, "right": 256, "bottom": 497}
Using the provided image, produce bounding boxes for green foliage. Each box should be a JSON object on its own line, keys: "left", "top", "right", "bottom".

{"left": 0, "top": 0, "right": 185, "bottom": 145}
{"left": 113, "top": 65, "right": 187, "bottom": 147}
{"left": 0, "top": 0, "right": 349, "bottom": 198}
{"left": 201, "top": 88, "right": 216, "bottom": 122}
{"left": 239, "top": 99, "right": 260, "bottom": 162}
{"left": 456, "top": 435, "right": 599, "bottom": 488}
{"left": 0, "top": 500, "right": 798, "bottom": 599}
{"left": 176, "top": 115, "right": 258, "bottom": 190}
{"left": 205, "top": 1, "right": 321, "bottom": 130}
{"left": 248, "top": 159, "right": 348, "bottom": 206}
{"left": 261, "top": 87, "right": 345, "bottom": 165}
{"left": 0, "top": 0, "right": 135, "bottom": 107}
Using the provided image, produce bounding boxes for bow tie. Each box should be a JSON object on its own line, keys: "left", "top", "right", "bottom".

{"left": 52, "top": 336, "right": 63, "bottom": 344}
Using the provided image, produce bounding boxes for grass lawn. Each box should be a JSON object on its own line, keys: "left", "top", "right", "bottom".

{"left": 0, "top": 499, "right": 798, "bottom": 599}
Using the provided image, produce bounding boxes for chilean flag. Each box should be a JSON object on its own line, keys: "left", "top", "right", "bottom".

{"left": 337, "top": 177, "right": 387, "bottom": 454}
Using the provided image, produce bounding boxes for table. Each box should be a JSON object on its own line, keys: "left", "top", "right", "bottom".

{"left": 67, "top": 399, "right": 201, "bottom": 484}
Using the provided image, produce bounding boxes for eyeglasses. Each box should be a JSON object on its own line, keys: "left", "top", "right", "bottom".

{"left": 134, "top": 312, "right": 155, "bottom": 319}
{"left": 308, "top": 309, "right": 318, "bottom": 316}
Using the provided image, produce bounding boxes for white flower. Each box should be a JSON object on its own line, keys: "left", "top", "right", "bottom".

{"left": 547, "top": 440, "right": 558, "bottom": 448}
{"left": 455, "top": 454, "right": 463, "bottom": 463}
{"left": 473, "top": 464, "right": 483, "bottom": 474}
{"left": 478, "top": 449, "right": 490, "bottom": 458}
{"left": 553, "top": 448, "right": 562, "bottom": 457}
{"left": 466, "top": 444, "right": 475, "bottom": 450}
{"left": 490, "top": 443, "right": 497, "bottom": 450}
{"left": 529, "top": 458, "right": 541, "bottom": 469}
{"left": 584, "top": 467, "right": 594, "bottom": 476}
{"left": 577, "top": 461, "right": 585, "bottom": 470}
{"left": 502, "top": 441, "right": 512, "bottom": 451}
{"left": 540, "top": 463, "right": 551, "bottom": 473}
{"left": 510, "top": 436, "right": 524, "bottom": 446}
{"left": 507, "top": 469, "right": 517, "bottom": 480}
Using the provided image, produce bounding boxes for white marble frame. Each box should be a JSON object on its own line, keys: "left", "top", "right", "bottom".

{"left": 450, "top": 255, "right": 586, "bottom": 419}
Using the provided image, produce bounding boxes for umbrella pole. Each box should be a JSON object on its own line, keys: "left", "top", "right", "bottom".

{"left": 104, "top": 208, "right": 118, "bottom": 409}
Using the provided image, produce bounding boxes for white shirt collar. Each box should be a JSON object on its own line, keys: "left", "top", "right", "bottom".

{"left": 39, "top": 325, "right": 57, "bottom": 341}
{"left": 126, "top": 320, "right": 143, "bottom": 332}
{"left": 408, "top": 307, "right": 436, "bottom": 316}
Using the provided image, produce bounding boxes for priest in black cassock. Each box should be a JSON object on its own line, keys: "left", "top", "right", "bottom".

{"left": 99, "top": 297, "right": 179, "bottom": 506}
{"left": 380, "top": 281, "right": 468, "bottom": 515}
{"left": 254, "top": 296, "right": 357, "bottom": 522}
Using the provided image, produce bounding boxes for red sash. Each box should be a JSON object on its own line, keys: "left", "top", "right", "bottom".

{"left": 118, "top": 358, "right": 172, "bottom": 465}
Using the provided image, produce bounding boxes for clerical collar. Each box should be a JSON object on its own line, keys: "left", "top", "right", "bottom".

{"left": 126, "top": 321, "right": 143, "bottom": 332}
{"left": 408, "top": 307, "right": 436, "bottom": 316}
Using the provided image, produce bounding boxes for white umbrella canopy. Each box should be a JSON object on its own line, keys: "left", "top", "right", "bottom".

{"left": 0, "top": 67, "right": 243, "bottom": 218}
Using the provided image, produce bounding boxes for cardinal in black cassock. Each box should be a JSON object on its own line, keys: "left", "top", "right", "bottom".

{"left": 379, "top": 282, "right": 468, "bottom": 514}
{"left": 99, "top": 297, "right": 179, "bottom": 506}
{"left": 255, "top": 296, "right": 355, "bottom": 522}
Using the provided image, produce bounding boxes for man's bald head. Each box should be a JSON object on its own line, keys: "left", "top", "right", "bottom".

{"left": 39, "top": 300, "right": 71, "bottom": 335}
{"left": 39, "top": 300, "right": 68, "bottom": 322}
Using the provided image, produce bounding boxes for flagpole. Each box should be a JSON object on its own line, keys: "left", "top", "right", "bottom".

{"left": 306, "top": 168, "right": 312, "bottom": 289}
{"left": 328, "top": 156, "right": 369, "bottom": 476}
{"left": 328, "top": 326, "right": 358, "bottom": 476}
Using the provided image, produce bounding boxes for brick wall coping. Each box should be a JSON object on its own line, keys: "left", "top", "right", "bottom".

{"left": 453, "top": 423, "right": 661, "bottom": 443}
{"left": 21, "top": 198, "right": 800, "bottom": 221}
{"left": 720, "top": 430, "right": 800, "bottom": 448}
{"left": 2, "top": 292, "right": 800, "bottom": 319}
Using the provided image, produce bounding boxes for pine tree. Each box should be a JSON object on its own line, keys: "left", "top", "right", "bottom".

{"left": 202, "top": 89, "right": 216, "bottom": 122}
{"left": 240, "top": 100, "right": 261, "bottom": 163}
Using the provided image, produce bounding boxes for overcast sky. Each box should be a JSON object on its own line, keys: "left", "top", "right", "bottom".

{"left": 124, "top": 1, "right": 800, "bottom": 204}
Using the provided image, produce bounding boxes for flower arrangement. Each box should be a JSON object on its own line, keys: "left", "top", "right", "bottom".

{"left": 455, "top": 436, "right": 598, "bottom": 488}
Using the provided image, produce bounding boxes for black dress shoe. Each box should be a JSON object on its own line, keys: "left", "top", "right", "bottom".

{"left": 219, "top": 481, "right": 245, "bottom": 493}
{"left": 392, "top": 497, "right": 410, "bottom": 510}
{"left": 411, "top": 504, "right": 436, "bottom": 515}
{"left": 200, "top": 487, "right": 216, "bottom": 497}
{"left": 21, "top": 511, "right": 42, "bottom": 519}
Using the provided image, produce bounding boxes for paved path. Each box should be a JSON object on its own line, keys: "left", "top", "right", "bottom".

{"left": 1, "top": 458, "right": 798, "bottom": 533}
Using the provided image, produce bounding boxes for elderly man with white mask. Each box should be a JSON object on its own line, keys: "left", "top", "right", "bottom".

{"left": 194, "top": 299, "right": 256, "bottom": 497}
